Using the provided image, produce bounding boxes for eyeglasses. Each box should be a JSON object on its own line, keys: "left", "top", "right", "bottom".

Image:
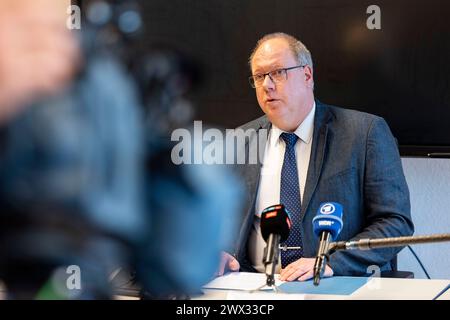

{"left": 248, "top": 65, "right": 305, "bottom": 88}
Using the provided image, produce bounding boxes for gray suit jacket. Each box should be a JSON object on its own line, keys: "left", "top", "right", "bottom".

{"left": 233, "top": 100, "right": 414, "bottom": 276}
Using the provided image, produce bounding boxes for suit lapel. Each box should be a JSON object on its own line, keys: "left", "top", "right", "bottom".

{"left": 236, "top": 117, "right": 270, "bottom": 260}
{"left": 301, "top": 101, "right": 331, "bottom": 219}
{"left": 244, "top": 116, "right": 270, "bottom": 196}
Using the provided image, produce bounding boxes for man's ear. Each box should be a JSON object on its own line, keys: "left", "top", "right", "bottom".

{"left": 303, "top": 65, "right": 313, "bottom": 80}
{"left": 304, "top": 65, "right": 314, "bottom": 88}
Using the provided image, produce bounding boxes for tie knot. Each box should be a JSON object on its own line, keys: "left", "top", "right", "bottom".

{"left": 280, "top": 132, "right": 299, "bottom": 148}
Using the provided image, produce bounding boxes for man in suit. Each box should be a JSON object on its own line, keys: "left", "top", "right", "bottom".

{"left": 217, "top": 32, "right": 414, "bottom": 282}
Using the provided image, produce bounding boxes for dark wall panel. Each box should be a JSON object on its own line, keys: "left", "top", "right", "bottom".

{"left": 142, "top": 0, "right": 450, "bottom": 155}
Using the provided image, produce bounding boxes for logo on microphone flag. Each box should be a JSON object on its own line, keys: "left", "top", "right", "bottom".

{"left": 320, "top": 203, "right": 336, "bottom": 215}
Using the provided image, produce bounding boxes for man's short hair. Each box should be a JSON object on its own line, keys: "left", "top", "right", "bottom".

{"left": 248, "top": 32, "right": 313, "bottom": 72}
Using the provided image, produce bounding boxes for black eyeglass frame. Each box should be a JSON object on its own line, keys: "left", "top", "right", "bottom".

{"left": 248, "top": 65, "right": 305, "bottom": 88}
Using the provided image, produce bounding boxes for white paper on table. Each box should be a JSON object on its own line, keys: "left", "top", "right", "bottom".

{"left": 203, "top": 272, "right": 285, "bottom": 291}
{"left": 226, "top": 291, "right": 305, "bottom": 300}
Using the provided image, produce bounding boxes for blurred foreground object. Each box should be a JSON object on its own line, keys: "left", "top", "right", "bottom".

{"left": 134, "top": 48, "right": 241, "bottom": 297}
{"left": 0, "top": 39, "right": 145, "bottom": 300}
{"left": 0, "top": 0, "right": 79, "bottom": 124}
{"left": 0, "top": 0, "right": 242, "bottom": 299}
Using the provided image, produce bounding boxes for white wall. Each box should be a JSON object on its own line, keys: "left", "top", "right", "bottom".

{"left": 397, "top": 158, "right": 450, "bottom": 280}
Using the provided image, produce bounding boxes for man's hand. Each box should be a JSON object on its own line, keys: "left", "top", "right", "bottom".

{"left": 215, "top": 252, "right": 240, "bottom": 276}
{"left": 279, "top": 257, "right": 333, "bottom": 281}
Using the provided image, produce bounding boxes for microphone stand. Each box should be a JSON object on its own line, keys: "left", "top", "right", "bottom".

{"left": 329, "top": 233, "right": 450, "bottom": 251}
{"left": 313, "top": 233, "right": 450, "bottom": 286}
{"left": 263, "top": 234, "right": 280, "bottom": 287}
{"left": 313, "top": 232, "right": 332, "bottom": 286}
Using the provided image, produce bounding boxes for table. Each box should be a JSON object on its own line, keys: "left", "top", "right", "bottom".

{"left": 195, "top": 273, "right": 450, "bottom": 300}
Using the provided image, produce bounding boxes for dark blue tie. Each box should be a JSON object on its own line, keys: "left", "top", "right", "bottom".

{"left": 280, "top": 132, "right": 304, "bottom": 268}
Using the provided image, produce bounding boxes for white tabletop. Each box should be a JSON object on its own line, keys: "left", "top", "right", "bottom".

{"left": 196, "top": 273, "right": 450, "bottom": 300}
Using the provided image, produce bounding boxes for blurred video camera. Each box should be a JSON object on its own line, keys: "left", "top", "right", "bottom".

{"left": 0, "top": 0, "right": 241, "bottom": 299}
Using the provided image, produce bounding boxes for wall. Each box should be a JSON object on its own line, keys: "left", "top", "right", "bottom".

{"left": 397, "top": 158, "right": 450, "bottom": 279}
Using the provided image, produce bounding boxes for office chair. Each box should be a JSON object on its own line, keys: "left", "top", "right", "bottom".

{"left": 380, "top": 255, "right": 414, "bottom": 278}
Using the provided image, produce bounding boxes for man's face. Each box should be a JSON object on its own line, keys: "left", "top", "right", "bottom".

{"left": 251, "top": 38, "right": 314, "bottom": 132}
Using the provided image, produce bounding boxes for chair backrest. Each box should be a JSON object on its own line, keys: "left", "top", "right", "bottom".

{"left": 390, "top": 255, "right": 398, "bottom": 271}
{"left": 381, "top": 254, "right": 414, "bottom": 278}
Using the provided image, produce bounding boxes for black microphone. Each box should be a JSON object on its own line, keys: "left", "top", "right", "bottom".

{"left": 260, "top": 204, "right": 291, "bottom": 286}
{"left": 312, "top": 202, "right": 343, "bottom": 286}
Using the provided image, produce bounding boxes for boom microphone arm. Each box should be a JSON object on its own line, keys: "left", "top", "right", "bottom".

{"left": 329, "top": 233, "right": 450, "bottom": 252}
{"left": 311, "top": 233, "right": 450, "bottom": 286}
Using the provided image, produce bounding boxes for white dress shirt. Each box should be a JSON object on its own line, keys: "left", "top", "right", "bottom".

{"left": 248, "top": 102, "right": 315, "bottom": 272}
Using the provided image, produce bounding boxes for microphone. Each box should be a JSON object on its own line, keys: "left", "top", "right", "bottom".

{"left": 312, "top": 202, "right": 343, "bottom": 286}
{"left": 260, "top": 204, "right": 291, "bottom": 286}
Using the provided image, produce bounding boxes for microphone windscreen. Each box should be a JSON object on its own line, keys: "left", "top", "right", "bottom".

{"left": 312, "top": 202, "right": 343, "bottom": 241}
{"left": 260, "top": 204, "right": 291, "bottom": 242}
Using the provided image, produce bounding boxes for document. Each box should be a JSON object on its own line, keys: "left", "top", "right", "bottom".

{"left": 203, "top": 272, "right": 284, "bottom": 291}
{"left": 226, "top": 291, "right": 306, "bottom": 300}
